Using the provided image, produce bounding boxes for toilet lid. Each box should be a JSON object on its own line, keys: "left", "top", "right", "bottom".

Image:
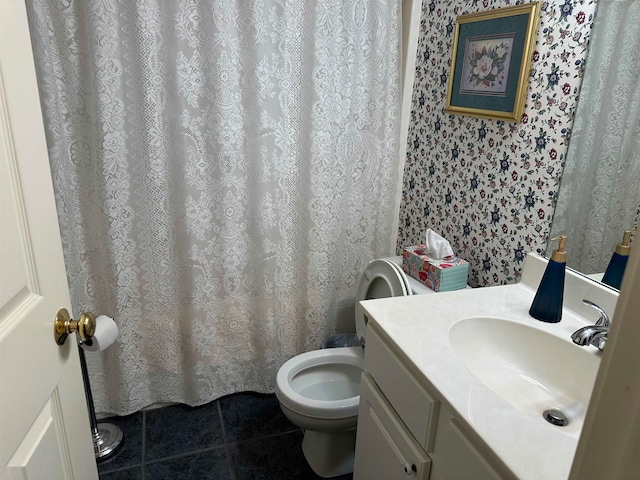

{"left": 355, "top": 259, "right": 409, "bottom": 343}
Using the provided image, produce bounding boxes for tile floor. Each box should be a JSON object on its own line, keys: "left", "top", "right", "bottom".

{"left": 97, "top": 392, "right": 354, "bottom": 480}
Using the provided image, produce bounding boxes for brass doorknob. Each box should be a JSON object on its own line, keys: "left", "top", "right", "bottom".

{"left": 54, "top": 308, "right": 96, "bottom": 345}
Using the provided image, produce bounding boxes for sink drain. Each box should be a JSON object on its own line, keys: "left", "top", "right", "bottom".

{"left": 543, "top": 409, "right": 569, "bottom": 426}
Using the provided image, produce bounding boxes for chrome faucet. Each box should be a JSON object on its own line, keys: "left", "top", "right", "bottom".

{"left": 571, "top": 299, "right": 610, "bottom": 351}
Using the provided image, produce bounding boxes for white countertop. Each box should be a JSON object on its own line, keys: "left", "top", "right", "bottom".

{"left": 359, "top": 254, "right": 618, "bottom": 480}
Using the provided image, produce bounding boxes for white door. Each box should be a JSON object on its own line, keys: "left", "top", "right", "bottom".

{"left": 0, "top": 1, "right": 98, "bottom": 479}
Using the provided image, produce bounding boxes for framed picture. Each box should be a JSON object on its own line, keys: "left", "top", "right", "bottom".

{"left": 445, "top": 2, "right": 541, "bottom": 122}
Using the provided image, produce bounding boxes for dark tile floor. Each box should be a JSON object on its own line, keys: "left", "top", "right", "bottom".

{"left": 97, "top": 392, "right": 354, "bottom": 480}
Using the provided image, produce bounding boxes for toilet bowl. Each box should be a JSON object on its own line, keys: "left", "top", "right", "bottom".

{"left": 275, "top": 257, "right": 432, "bottom": 478}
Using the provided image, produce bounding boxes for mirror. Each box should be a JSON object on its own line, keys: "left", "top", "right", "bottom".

{"left": 547, "top": 0, "right": 640, "bottom": 290}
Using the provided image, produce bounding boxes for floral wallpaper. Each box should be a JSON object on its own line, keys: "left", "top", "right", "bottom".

{"left": 397, "top": 0, "right": 598, "bottom": 287}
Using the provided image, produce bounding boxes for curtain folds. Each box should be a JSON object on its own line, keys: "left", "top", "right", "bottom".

{"left": 27, "top": 0, "right": 401, "bottom": 415}
{"left": 549, "top": 0, "right": 640, "bottom": 274}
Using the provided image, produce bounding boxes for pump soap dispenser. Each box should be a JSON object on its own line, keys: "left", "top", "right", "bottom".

{"left": 602, "top": 230, "right": 634, "bottom": 289}
{"left": 529, "top": 235, "right": 567, "bottom": 323}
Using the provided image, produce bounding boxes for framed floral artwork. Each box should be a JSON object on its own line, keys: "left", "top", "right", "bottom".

{"left": 445, "top": 2, "right": 541, "bottom": 122}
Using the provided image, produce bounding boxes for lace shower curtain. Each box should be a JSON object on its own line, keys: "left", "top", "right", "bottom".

{"left": 550, "top": 0, "right": 640, "bottom": 274}
{"left": 28, "top": 0, "right": 401, "bottom": 415}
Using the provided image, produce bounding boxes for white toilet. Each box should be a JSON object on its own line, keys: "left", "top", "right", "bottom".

{"left": 275, "top": 257, "right": 433, "bottom": 478}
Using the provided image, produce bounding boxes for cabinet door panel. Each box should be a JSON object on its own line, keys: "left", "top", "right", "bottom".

{"left": 354, "top": 373, "right": 431, "bottom": 480}
{"left": 365, "top": 325, "right": 439, "bottom": 451}
{"left": 430, "top": 408, "right": 507, "bottom": 480}
{"left": 441, "top": 419, "right": 503, "bottom": 480}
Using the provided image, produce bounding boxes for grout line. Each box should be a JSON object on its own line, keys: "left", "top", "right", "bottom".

{"left": 98, "top": 463, "right": 143, "bottom": 476}
{"left": 226, "top": 442, "right": 238, "bottom": 480}
{"left": 143, "top": 444, "right": 228, "bottom": 466}
{"left": 217, "top": 400, "right": 228, "bottom": 445}
{"left": 217, "top": 401, "right": 238, "bottom": 480}
{"left": 141, "top": 410, "right": 146, "bottom": 479}
{"left": 226, "top": 427, "right": 302, "bottom": 448}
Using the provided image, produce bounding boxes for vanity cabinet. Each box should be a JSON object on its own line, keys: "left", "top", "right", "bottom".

{"left": 354, "top": 324, "right": 509, "bottom": 480}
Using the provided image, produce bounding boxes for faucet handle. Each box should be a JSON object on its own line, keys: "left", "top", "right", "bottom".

{"left": 582, "top": 299, "right": 610, "bottom": 327}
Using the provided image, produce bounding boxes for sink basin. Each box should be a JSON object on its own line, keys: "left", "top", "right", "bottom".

{"left": 449, "top": 317, "right": 600, "bottom": 432}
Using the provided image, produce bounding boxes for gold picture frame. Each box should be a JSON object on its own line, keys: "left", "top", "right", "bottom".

{"left": 445, "top": 2, "right": 541, "bottom": 122}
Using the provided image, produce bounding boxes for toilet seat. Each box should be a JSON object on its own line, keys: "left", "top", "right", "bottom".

{"left": 387, "top": 257, "right": 413, "bottom": 299}
{"left": 276, "top": 347, "right": 364, "bottom": 420}
{"left": 354, "top": 258, "right": 410, "bottom": 343}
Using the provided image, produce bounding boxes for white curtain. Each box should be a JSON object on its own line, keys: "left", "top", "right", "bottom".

{"left": 550, "top": 0, "right": 640, "bottom": 274}
{"left": 27, "top": 0, "right": 401, "bottom": 415}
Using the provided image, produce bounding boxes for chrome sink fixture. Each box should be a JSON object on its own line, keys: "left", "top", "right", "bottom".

{"left": 570, "top": 299, "right": 610, "bottom": 351}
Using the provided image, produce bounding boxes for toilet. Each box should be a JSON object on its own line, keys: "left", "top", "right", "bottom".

{"left": 275, "top": 257, "right": 434, "bottom": 478}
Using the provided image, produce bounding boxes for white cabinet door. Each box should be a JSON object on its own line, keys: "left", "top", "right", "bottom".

{"left": 0, "top": 1, "right": 98, "bottom": 479}
{"left": 354, "top": 373, "right": 431, "bottom": 480}
{"left": 429, "top": 405, "right": 505, "bottom": 480}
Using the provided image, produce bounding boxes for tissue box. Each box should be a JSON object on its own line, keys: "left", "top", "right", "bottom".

{"left": 402, "top": 245, "right": 469, "bottom": 292}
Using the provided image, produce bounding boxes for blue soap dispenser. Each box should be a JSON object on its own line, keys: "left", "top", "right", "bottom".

{"left": 602, "top": 230, "right": 633, "bottom": 289}
{"left": 529, "top": 235, "right": 567, "bottom": 323}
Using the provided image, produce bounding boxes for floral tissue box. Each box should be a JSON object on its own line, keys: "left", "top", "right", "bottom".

{"left": 402, "top": 245, "right": 469, "bottom": 292}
